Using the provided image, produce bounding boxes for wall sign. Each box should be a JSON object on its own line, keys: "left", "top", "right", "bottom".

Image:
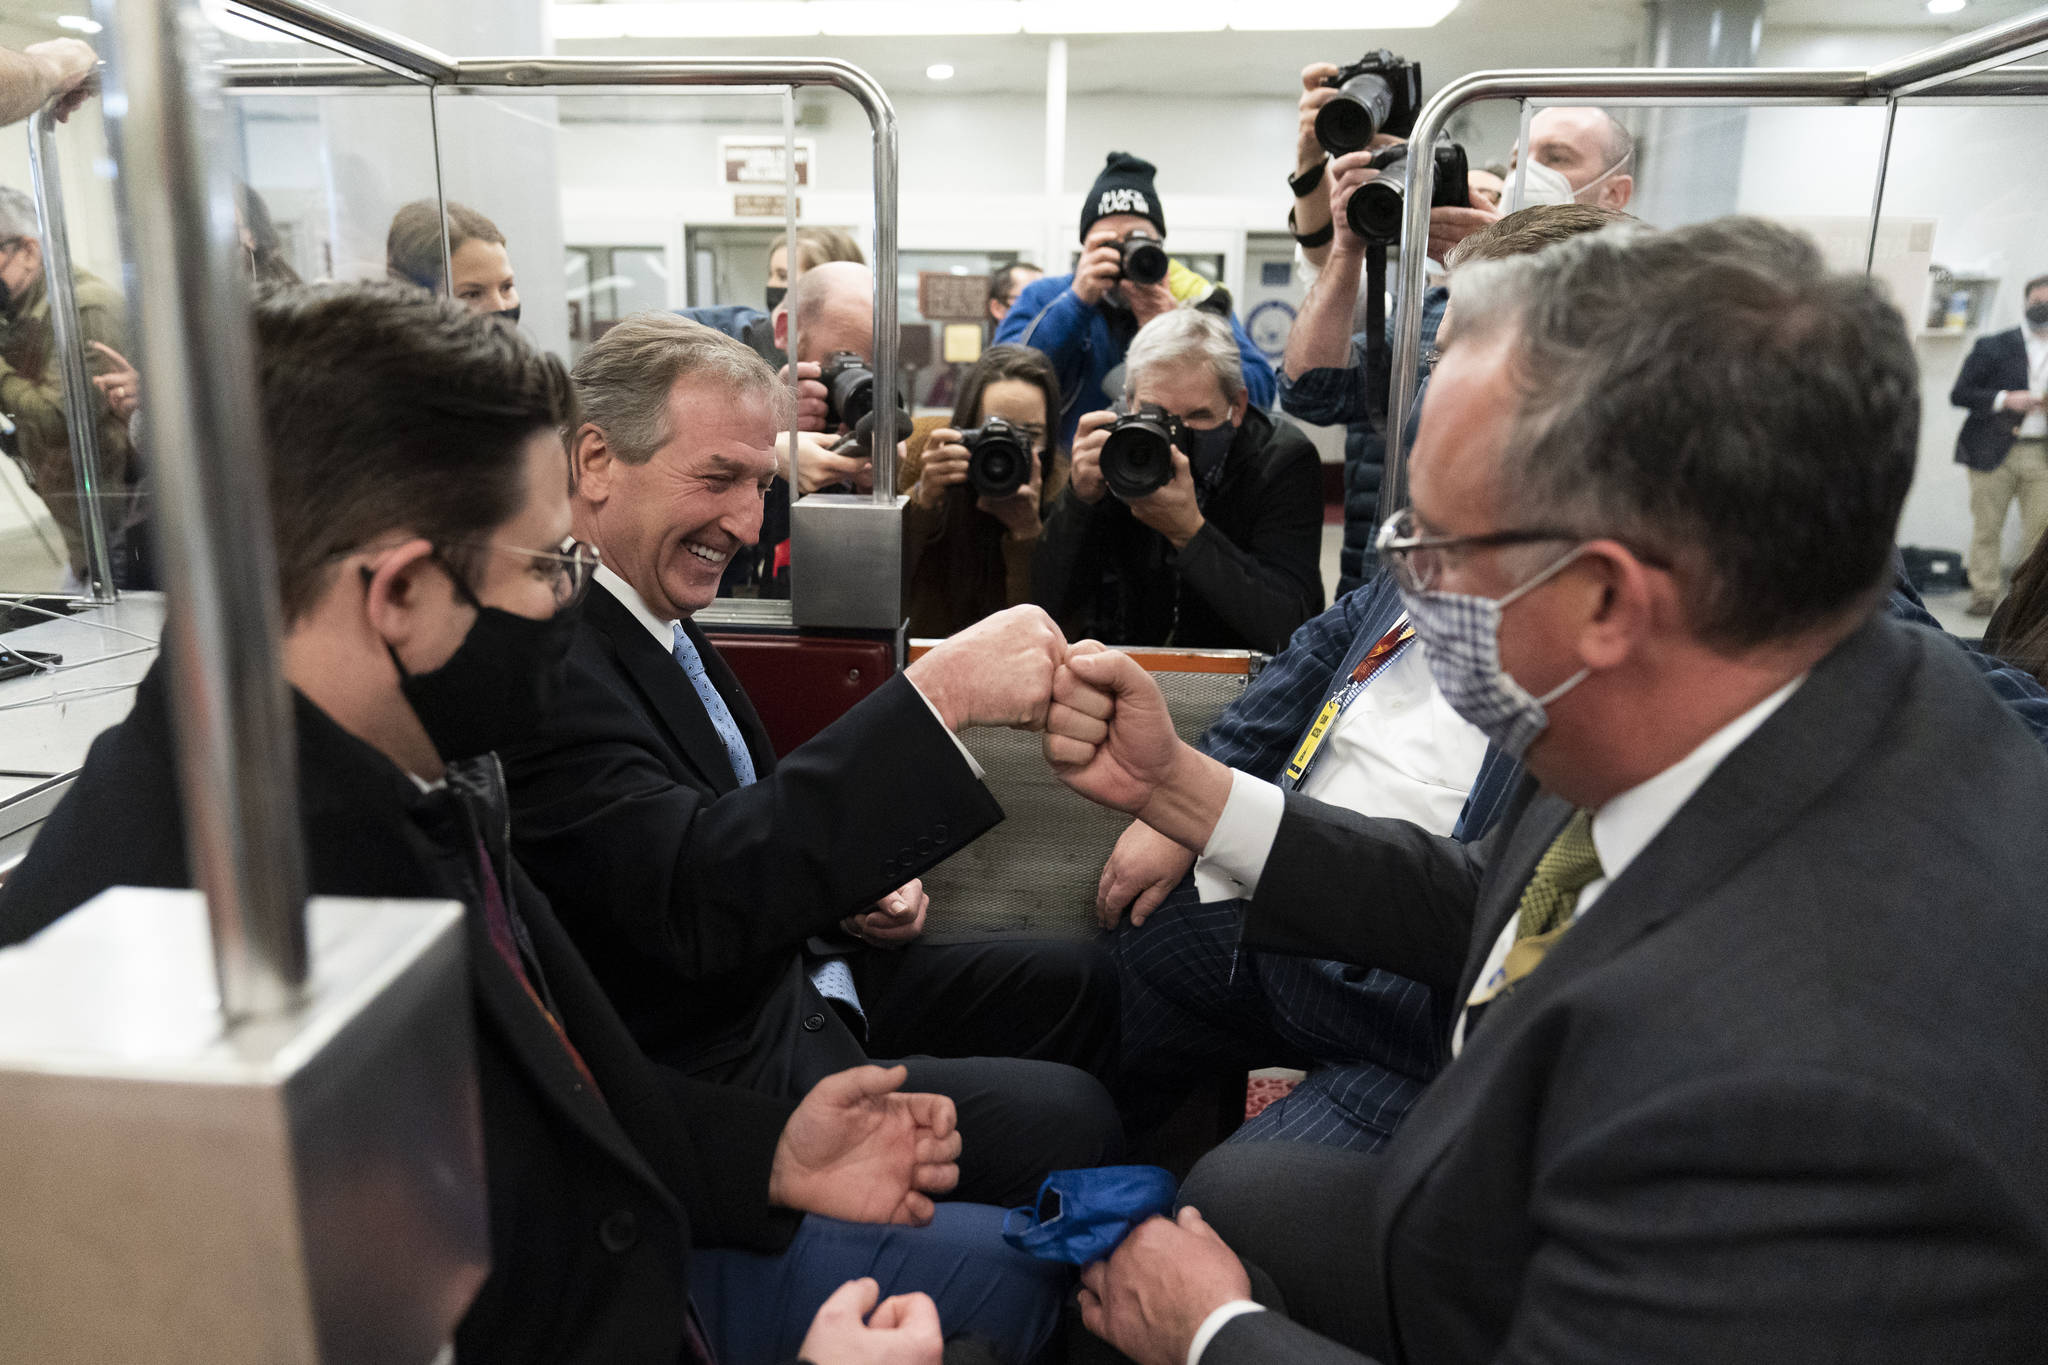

{"left": 721, "top": 137, "right": 813, "bottom": 187}
{"left": 918, "top": 271, "right": 990, "bottom": 322}
{"left": 734, "top": 193, "right": 802, "bottom": 218}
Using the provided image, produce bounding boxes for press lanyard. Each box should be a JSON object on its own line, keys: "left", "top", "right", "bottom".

{"left": 1282, "top": 621, "right": 1415, "bottom": 789}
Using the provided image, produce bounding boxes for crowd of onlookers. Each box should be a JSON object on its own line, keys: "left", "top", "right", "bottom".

{"left": 4, "top": 32, "right": 2048, "bottom": 1365}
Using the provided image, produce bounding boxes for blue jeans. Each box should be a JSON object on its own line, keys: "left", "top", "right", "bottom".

{"left": 692, "top": 1202, "right": 1071, "bottom": 1365}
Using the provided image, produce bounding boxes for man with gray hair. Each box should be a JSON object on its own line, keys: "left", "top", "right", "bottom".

{"left": 1041, "top": 217, "right": 2048, "bottom": 1364}
{"left": 1034, "top": 307, "right": 1324, "bottom": 653}
{"left": 501, "top": 312, "right": 1124, "bottom": 1221}
{"left": 0, "top": 183, "right": 135, "bottom": 586}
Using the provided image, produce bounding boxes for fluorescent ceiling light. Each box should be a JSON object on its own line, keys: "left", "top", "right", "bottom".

{"left": 55, "top": 14, "right": 102, "bottom": 34}
{"left": 1925, "top": 0, "right": 1966, "bottom": 12}
{"left": 551, "top": 0, "right": 1458, "bottom": 38}
{"left": 926, "top": 62, "right": 956, "bottom": 79}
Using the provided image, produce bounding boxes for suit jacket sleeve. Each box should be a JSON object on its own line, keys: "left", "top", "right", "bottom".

{"left": 1206, "top": 1310, "right": 1381, "bottom": 1365}
{"left": 1171, "top": 426, "right": 1327, "bottom": 653}
{"left": 1950, "top": 335, "right": 2015, "bottom": 414}
{"left": 1242, "top": 790, "right": 1489, "bottom": 997}
{"left": 506, "top": 665, "right": 1004, "bottom": 987}
{"left": 1498, "top": 1068, "right": 2044, "bottom": 1363}
{"left": 658, "top": 1070, "right": 804, "bottom": 1253}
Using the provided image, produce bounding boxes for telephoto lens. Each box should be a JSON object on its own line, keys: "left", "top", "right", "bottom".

{"left": 1346, "top": 140, "right": 1470, "bottom": 243}
{"left": 1316, "top": 69, "right": 1396, "bottom": 156}
{"left": 820, "top": 350, "right": 878, "bottom": 430}
{"left": 961, "top": 417, "right": 1033, "bottom": 499}
{"left": 1118, "top": 231, "right": 1170, "bottom": 287}
{"left": 1099, "top": 405, "right": 1189, "bottom": 502}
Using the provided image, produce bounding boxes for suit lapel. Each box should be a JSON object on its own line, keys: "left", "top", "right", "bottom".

{"left": 583, "top": 588, "right": 744, "bottom": 793}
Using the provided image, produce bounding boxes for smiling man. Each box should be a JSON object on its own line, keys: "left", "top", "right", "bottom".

{"left": 500, "top": 312, "right": 1122, "bottom": 1216}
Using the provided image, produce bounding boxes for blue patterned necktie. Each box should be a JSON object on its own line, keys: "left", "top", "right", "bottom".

{"left": 672, "top": 622, "right": 861, "bottom": 1025}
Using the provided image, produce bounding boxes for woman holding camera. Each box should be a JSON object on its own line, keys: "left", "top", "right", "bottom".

{"left": 898, "top": 344, "right": 1068, "bottom": 637}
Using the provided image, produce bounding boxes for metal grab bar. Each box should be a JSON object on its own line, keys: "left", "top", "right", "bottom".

{"left": 97, "top": 0, "right": 310, "bottom": 1018}
{"left": 224, "top": 0, "right": 455, "bottom": 83}
{"left": 26, "top": 105, "right": 117, "bottom": 602}
{"left": 1379, "top": 37, "right": 2048, "bottom": 524}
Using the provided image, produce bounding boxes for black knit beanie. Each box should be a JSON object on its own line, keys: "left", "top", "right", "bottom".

{"left": 1079, "top": 152, "right": 1165, "bottom": 243}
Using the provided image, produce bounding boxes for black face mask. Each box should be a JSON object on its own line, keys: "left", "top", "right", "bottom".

{"left": 2027, "top": 302, "right": 2048, "bottom": 329}
{"left": 765, "top": 285, "right": 787, "bottom": 313}
{"left": 0, "top": 277, "right": 12, "bottom": 315}
{"left": 492, "top": 304, "right": 522, "bottom": 325}
{"left": 381, "top": 564, "right": 578, "bottom": 762}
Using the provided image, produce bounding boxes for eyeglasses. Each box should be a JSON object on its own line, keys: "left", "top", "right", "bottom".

{"left": 439, "top": 535, "right": 601, "bottom": 609}
{"left": 1377, "top": 506, "right": 1668, "bottom": 594}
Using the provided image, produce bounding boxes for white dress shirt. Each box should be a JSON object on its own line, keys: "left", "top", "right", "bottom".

{"left": 2001, "top": 326, "right": 2048, "bottom": 439}
{"left": 1190, "top": 632, "right": 1487, "bottom": 903}
{"left": 591, "top": 566, "right": 982, "bottom": 777}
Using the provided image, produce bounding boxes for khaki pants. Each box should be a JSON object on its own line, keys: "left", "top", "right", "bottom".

{"left": 1968, "top": 438, "right": 2048, "bottom": 600}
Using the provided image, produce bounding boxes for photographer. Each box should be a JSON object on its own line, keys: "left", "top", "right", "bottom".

{"left": 1033, "top": 309, "right": 1322, "bottom": 653}
{"left": 900, "top": 344, "right": 1067, "bottom": 637}
{"left": 996, "top": 152, "right": 1274, "bottom": 449}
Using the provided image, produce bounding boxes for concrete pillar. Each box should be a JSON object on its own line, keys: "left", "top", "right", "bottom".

{"left": 1632, "top": 0, "right": 1765, "bottom": 227}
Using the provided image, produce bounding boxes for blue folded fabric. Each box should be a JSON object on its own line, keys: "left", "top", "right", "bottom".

{"left": 1001, "top": 1165, "right": 1178, "bottom": 1265}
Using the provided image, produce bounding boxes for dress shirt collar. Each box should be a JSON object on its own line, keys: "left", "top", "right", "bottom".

{"left": 595, "top": 563, "right": 679, "bottom": 653}
{"left": 1587, "top": 674, "right": 1803, "bottom": 891}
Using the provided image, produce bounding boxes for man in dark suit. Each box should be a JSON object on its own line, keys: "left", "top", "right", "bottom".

{"left": 0, "top": 284, "right": 1075, "bottom": 1365}
{"left": 1951, "top": 272, "right": 2048, "bottom": 614}
{"left": 502, "top": 312, "right": 1121, "bottom": 1209}
{"left": 1039, "top": 219, "right": 2048, "bottom": 1364}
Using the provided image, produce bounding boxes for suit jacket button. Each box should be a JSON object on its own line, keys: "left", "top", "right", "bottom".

{"left": 915, "top": 838, "right": 934, "bottom": 855}
{"left": 599, "top": 1209, "right": 638, "bottom": 1253}
{"left": 803, "top": 1013, "right": 826, "bottom": 1032}
{"left": 933, "top": 823, "right": 948, "bottom": 840}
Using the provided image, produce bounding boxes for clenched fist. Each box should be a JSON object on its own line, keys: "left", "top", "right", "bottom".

{"left": 904, "top": 603, "right": 1068, "bottom": 732}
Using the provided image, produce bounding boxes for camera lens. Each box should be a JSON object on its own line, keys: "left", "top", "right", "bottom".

{"left": 1314, "top": 71, "right": 1395, "bottom": 156}
{"left": 1120, "top": 235, "right": 1169, "bottom": 288}
{"left": 829, "top": 367, "right": 875, "bottom": 429}
{"left": 1101, "top": 418, "right": 1175, "bottom": 501}
{"left": 1348, "top": 177, "right": 1406, "bottom": 242}
{"left": 965, "top": 421, "right": 1030, "bottom": 499}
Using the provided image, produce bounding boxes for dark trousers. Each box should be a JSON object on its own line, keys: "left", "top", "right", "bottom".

{"left": 1112, "top": 883, "right": 1441, "bottom": 1150}
{"left": 692, "top": 1202, "right": 1072, "bottom": 1365}
{"left": 696, "top": 934, "right": 1125, "bottom": 1208}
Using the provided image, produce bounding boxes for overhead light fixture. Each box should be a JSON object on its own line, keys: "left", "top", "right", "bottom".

{"left": 926, "top": 62, "right": 956, "bottom": 80}
{"left": 55, "top": 14, "right": 102, "bottom": 34}
{"left": 549, "top": 0, "right": 1458, "bottom": 40}
{"left": 1925, "top": 0, "right": 1966, "bottom": 12}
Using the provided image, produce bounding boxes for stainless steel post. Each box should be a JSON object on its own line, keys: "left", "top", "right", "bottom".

{"left": 95, "top": 0, "right": 308, "bottom": 1017}
{"left": 26, "top": 105, "right": 118, "bottom": 602}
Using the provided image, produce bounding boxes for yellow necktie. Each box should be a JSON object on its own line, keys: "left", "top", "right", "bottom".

{"left": 1472, "top": 809, "right": 1602, "bottom": 1008}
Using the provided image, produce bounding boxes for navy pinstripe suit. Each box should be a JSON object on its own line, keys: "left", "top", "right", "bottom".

{"left": 1112, "top": 573, "right": 1522, "bottom": 1150}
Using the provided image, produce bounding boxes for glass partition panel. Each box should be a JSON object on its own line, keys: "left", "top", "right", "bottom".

{"left": 1875, "top": 80, "right": 2048, "bottom": 639}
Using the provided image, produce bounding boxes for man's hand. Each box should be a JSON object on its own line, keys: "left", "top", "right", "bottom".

{"left": 844, "top": 879, "right": 928, "bottom": 948}
{"left": 1427, "top": 203, "right": 1502, "bottom": 263}
{"left": 785, "top": 429, "right": 875, "bottom": 495}
{"left": 27, "top": 39, "right": 96, "bottom": 123}
{"left": 1072, "top": 226, "right": 1128, "bottom": 308}
{"left": 1069, "top": 410, "right": 1116, "bottom": 505}
{"left": 1295, "top": 63, "right": 1341, "bottom": 176}
{"left": 1124, "top": 278, "right": 1178, "bottom": 328}
{"left": 2005, "top": 390, "right": 2042, "bottom": 415}
{"left": 770, "top": 1065, "right": 961, "bottom": 1226}
{"left": 904, "top": 602, "right": 1067, "bottom": 732}
{"left": 1077, "top": 1208, "right": 1253, "bottom": 1365}
{"left": 779, "top": 360, "right": 832, "bottom": 432}
{"left": 798, "top": 1279, "right": 944, "bottom": 1365}
{"left": 1098, "top": 820, "right": 1197, "bottom": 930}
{"left": 913, "top": 429, "right": 968, "bottom": 509}
{"left": 89, "top": 341, "right": 139, "bottom": 422}
{"left": 1328, "top": 148, "right": 1389, "bottom": 256}
{"left": 1127, "top": 448, "right": 1203, "bottom": 549}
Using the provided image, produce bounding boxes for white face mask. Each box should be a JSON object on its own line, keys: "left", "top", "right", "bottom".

{"left": 1508, "top": 154, "right": 1627, "bottom": 212}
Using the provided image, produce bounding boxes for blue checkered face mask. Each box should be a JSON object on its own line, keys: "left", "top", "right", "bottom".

{"left": 1397, "top": 545, "right": 1591, "bottom": 759}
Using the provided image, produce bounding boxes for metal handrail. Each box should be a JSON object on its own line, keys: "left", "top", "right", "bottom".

{"left": 97, "top": 0, "right": 309, "bottom": 1018}
{"left": 26, "top": 106, "right": 116, "bottom": 602}
{"left": 224, "top": 0, "right": 455, "bottom": 82}
{"left": 1380, "top": 36, "right": 2048, "bottom": 521}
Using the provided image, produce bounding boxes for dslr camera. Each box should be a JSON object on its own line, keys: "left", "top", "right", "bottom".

{"left": 960, "top": 417, "right": 1034, "bottom": 499}
{"left": 1314, "top": 49, "right": 1424, "bottom": 157}
{"left": 1098, "top": 404, "right": 1189, "bottom": 502}
{"left": 819, "top": 350, "right": 907, "bottom": 432}
{"left": 1115, "top": 230, "right": 1169, "bottom": 288}
{"left": 1346, "top": 139, "right": 1470, "bottom": 243}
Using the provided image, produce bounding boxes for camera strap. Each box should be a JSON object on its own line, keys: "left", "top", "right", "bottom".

{"left": 1361, "top": 240, "right": 1392, "bottom": 436}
